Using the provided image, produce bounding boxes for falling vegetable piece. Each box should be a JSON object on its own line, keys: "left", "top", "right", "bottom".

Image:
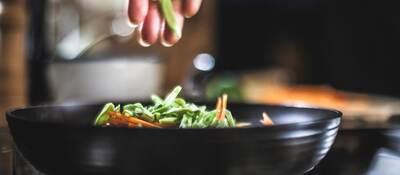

{"left": 159, "top": 0, "right": 181, "bottom": 38}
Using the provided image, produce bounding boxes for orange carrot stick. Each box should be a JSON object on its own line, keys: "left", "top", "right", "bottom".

{"left": 219, "top": 94, "right": 228, "bottom": 120}
{"left": 125, "top": 116, "right": 162, "bottom": 128}
{"left": 108, "top": 111, "right": 162, "bottom": 128}
{"left": 215, "top": 97, "right": 222, "bottom": 119}
{"left": 215, "top": 97, "right": 222, "bottom": 109}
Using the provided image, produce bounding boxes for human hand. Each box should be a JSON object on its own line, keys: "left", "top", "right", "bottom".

{"left": 128, "top": 0, "right": 202, "bottom": 47}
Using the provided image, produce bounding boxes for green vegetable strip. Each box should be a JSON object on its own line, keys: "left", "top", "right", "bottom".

{"left": 164, "top": 85, "right": 182, "bottom": 106}
{"left": 159, "top": 117, "right": 179, "bottom": 125}
{"left": 174, "top": 98, "right": 186, "bottom": 106}
{"left": 115, "top": 105, "right": 121, "bottom": 113}
{"left": 225, "top": 111, "right": 236, "bottom": 127}
{"left": 123, "top": 103, "right": 155, "bottom": 122}
{"left": 160, "top": 0, "right": 181, "bottom": 38}
{"left": 151, "top": 95, "right": 164, "bottom": 107}
{"left": 94, "top": 103, "right": 116, "bottom": 125}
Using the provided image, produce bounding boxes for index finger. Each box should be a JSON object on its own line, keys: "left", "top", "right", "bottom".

{"left": 182, "top": 0, "right": 202, "bottom": 18}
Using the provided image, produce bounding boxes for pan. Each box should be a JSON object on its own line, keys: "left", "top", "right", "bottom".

{"left": 6, "top": 103, "right": 341, "bottom": 175}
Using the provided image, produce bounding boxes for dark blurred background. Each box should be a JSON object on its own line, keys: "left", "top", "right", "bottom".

{"left": 216, "top": 0, "right": 400, "bottom": 96}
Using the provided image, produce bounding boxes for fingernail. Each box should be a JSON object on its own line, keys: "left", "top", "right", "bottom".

{"left": 137, "top": 25, "right": 151, "bottom": 47}
{"left": 127, "top": 19, "right": 139, "bottom": 28}
{"left": 138, "top": 37, "right": 151, "bottom": 47}
{"left": 160, "top": 36, "right": 173, "bottom": 47}
{"left": 163, "top": 32, "right": 181, "bottom": 47}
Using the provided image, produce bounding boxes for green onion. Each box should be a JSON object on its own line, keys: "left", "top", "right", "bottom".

{"left": 159, "top": 0, "right": 181, "bottom": 38}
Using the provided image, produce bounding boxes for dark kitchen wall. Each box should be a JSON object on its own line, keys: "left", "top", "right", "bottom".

{"left": 216, "top": 0, "right": 400, "bottom": 97}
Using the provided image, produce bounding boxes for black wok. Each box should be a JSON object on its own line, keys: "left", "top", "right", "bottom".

{"left": 6, "top": 103, "right": 341, "bottom": 175}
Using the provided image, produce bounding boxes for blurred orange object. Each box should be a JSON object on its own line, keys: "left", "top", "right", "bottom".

{"left": 243, "top": 82, "right": 400, "bottom": 123}
{"left": 250, "top": 85, "right": 352, "bottom": 110}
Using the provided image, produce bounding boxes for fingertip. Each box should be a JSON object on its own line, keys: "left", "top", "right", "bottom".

{"left": 160, "top": 37, "right": 173, "bottom": 47}
{"left": 159, "top": 22, "right": 172, "bottom": 47}
{"left": 162, "top": 27, "right": 181, "bottom": 47}
{"left": 137, "top": 24, "right": 151, "bottom": 47}
{"left": 128, "top": 0, "right": 149, "bottom": 26}
{"left": 183, "top": 0, "right": 202, "bottom": 18}
{"left": 138, "top": 37, "right": 152, "bottom": 47}
{"left": 183, "top": 11, "right": 195, "bottom": 19}
{"left": 184, "top": 14, "right": 193, "bottom": 19}
{"left": 159, "top": 22, "right": 169, "bottom": 47}
{"left": 127, "top": 20, "right": 139, "bottom": 28}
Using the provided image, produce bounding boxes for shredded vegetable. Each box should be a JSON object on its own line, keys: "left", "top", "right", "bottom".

{"left": 94, "top": 86, "right": 273, "bottom": 128}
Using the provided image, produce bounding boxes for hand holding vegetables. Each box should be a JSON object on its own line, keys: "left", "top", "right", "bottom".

{"left": 128, "top": 0, "right": 202, "bottom": 47}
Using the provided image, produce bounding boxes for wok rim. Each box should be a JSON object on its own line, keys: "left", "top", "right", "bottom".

{"left": 6, "top": 103, "right": 342, "bottom": 131}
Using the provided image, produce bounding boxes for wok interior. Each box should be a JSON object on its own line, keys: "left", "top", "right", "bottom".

{"left": 9, "top": 103, "right": 340, "bottom": 127}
